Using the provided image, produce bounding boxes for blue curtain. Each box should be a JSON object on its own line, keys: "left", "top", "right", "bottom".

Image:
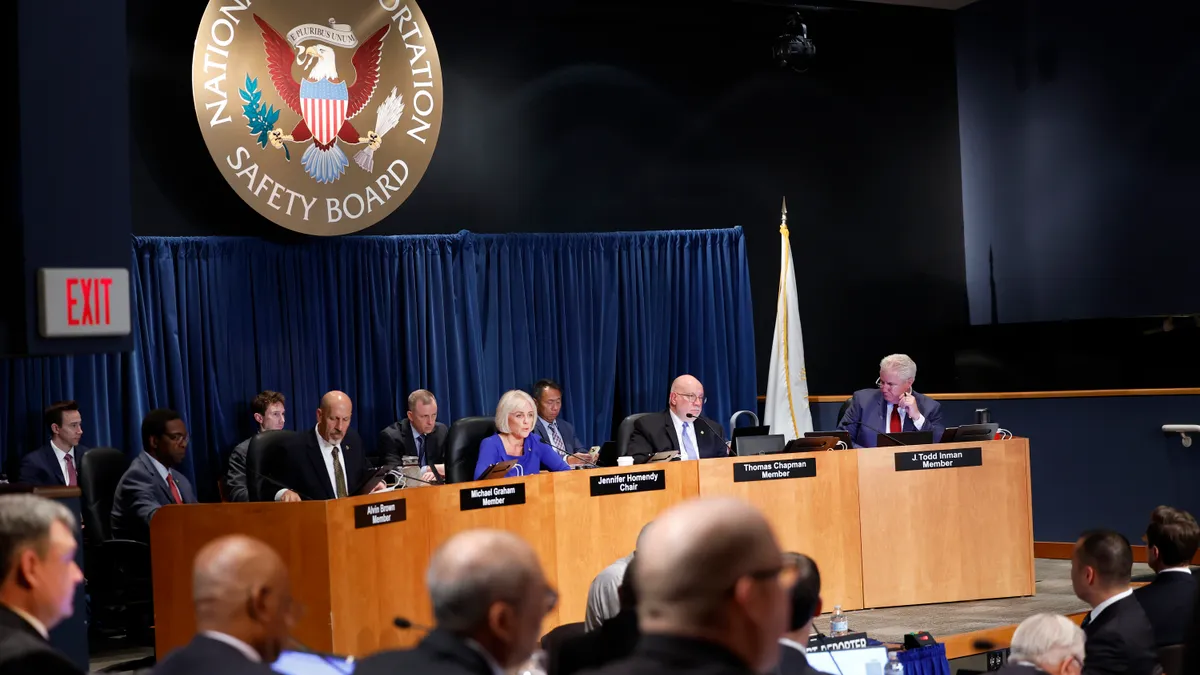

{"left": 1, "top": 229, "right": 756, "bottom": 500}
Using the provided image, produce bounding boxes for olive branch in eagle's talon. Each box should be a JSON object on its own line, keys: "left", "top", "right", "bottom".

{"left": 240, "top": 74, "right": 290, "bottom": 161}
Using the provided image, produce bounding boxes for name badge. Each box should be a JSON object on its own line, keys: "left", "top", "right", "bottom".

{"left": 354, "top": 498, "right": 407, "bottom": 529}
{"left": 590, "top": 470, "right": 666, "bottom": 496}
{"left": 894, "top": 447, "right": 983, "bottom": 471}
{"left": 733, "top": 458, "right": 816, "bottom": 482}
{"left": 460, "top": 483, "right": 527, "bottom": 511}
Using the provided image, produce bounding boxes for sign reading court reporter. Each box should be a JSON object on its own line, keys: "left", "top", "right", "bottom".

{"left": 191, "top": 0, "right": 443, "bottom": 235}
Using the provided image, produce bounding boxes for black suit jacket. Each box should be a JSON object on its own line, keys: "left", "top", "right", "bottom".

{"left": 624, "top": 411, "right": 727, "bottom": 463}
{"left": 18, "top": 444, "right": 89, "bottom": 487}
{"left": 993, "top": 663, "right": 1044, "bottom": 675}
{"left": 0, "top": 605, "right": 83, "bottom": 675}
{"left": 111, "top": 452, "right": 198, "bottom": 542}
{"left": 577, "top": 633, "right": 755, "bottom": 675}
{"left": 1081, "top": 594, "right": 1160, "bottom": 675}
{"left": 355, "top": 628, "right": 498, "bottom": 675}
{"left": 225, "top": 436, "right": 254, "bottom": 502}
{"left": 777, "top": 643, "right": 824, "bottom": 675}
{"left": 280, "top": 428, "right": 374, "bottom": 500}
{"left": 378, "top": 419, "right": 449, "bottom": 467}
{"left": 1133, "top": 570, "right": 1196, "bottom": 647}
{"left": 153, "top": 634, "right": 275, "bottom": 675}
{"left": 554, "top": 609, "right": 639, "bottom": 675}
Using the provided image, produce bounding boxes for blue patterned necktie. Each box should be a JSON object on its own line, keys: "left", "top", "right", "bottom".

{"left": 416, "top": 434, "right": 426, "bottom": 467}
{"left": 548, "top": 422, "right": 565, "bottom": 453}
{"left": 682, "top": 422, "right": 697, "bottom": 460}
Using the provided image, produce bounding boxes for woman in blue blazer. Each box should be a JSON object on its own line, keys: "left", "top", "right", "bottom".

{"left": 474, "top": 389, "right": 572, "bottom": 480}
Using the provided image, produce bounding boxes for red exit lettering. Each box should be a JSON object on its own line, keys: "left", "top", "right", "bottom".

{"left": 65, "top": 277, "right": 113, "bottom": 326}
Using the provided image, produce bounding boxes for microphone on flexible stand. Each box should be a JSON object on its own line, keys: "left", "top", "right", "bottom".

{"left": 686, "top": 413, "right": 726, "bottom": 455}
{"left": 393, "top": 616, "right": 436, "bottom": 632}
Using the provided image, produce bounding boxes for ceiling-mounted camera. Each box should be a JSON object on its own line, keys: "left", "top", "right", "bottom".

{"left": 773, "top": 13, "right": 816, "bottom": 73}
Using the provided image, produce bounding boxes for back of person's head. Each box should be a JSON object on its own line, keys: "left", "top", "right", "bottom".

{"left": 1145, "top": 505, "right": 1199, "bottom": 568}
{"left": 786, "top": 552, "right": 821, "bottom": 633}
{"left": 1073, "top": 529, "right": 1133, "bottom": 594}
{"left": 0, "top": 495, "right": 83, "bottom": 630}
{"left": 191, "top": 534, "right": 293, "bottom": 663}
{"left": 1009, "top": 613, "right": 1085, "bottom": 675}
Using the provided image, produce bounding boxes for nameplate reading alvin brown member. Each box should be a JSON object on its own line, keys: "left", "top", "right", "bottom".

{"left": 733, "top": 458, "right": 816, "bottom": 483}
{"left": 894, "top": 447, "right": 983, "bottom": 472}
{"left": 354, "top": 498, "right": 406, "bottom": 529}
{"left": 460, "top": 483, "right": 526, "bottom": 511}
{"left": 590, "top": 470, "right": 666, "bottom": 497}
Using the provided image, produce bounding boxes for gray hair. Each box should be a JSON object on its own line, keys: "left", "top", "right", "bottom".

{"left": 879, "top": 354, "right": 917, "bottom": 382}
{"left": 407, "top": 389, "right": 436, "bottom": 411}
{"left": 1009, "top": 613, "right": 1085, "bottom": 668}
{"left": 494, "top": 389, "right": 536, "bottom": 434}
{"left": 425, "top": 530, "right": 536, "bottom": 632}
{"left": 0, "top": 495, "right": 77, "bottom": 580}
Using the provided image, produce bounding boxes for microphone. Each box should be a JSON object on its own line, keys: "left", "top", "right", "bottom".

{"left": 393, "top": 616, "right": 435, "bottom": 632}
{"left": 686, "top": 413, "right": 727, "bottom": 454}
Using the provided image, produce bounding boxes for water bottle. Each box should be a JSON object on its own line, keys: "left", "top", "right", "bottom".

{"left": 830, "top": 605, "right": 848, "bottom": 636}
{"left": 883, "top": 651, "right": 904, "bottom": 675}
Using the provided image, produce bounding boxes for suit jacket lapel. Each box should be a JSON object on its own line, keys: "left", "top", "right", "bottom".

{"left": 663, "top": 413, "right": 680, "bottom": 452}
{"left": 399, "top": 420, "right": 417, "bottom": 457}
{"left": 44, "top": 447, "right": 66, "bottom": 485}
{"left": 305, "top": 431, "right": 334, "bottom": 500}
{"left": 139, "top": 453, "right": 176, "bottom": 506}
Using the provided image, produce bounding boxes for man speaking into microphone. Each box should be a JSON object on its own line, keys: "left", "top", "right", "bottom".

{"left": 624, "top": 375, "right": 727, "bottom": 463}
{"left": 838, "top": 354, "right": 944, "bottom": 448}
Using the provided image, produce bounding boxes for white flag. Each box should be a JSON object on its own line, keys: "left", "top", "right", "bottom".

{"left": 763, "top": 200, "right": 813, "bottom": 442}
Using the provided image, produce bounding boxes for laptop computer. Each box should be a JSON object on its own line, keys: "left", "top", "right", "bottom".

{"left": 735, "top": 434, "right": 786, "bottom": 456}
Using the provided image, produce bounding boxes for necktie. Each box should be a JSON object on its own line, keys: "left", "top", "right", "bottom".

{"left": 1081, "top": 614, "right": 1092, "bottom": 630}
{"left": 63, "top": 452, "right": 77, "bottom": 487}
{"left": 331, "top": 446, "right": 348, "bottom": 498}
{"left": 166, "top": 473, "right": 183, "bottom": 504}
{"left": 889, "top": 405, "right": 902, "bottom": 433}
{"left": 416, "top": 434, "right": 426, "bottom": 467}
{"left": 681, "top": 422, "right": 697, "bottom": 460}
{"left": 548, "top": 422, "right": 565, "bottom": 453}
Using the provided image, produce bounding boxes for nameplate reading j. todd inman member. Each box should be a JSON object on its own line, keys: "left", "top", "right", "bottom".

{"left": 460, "top": 483, "right": 527, "bottom": 511}
{"left": 354, "top": 498, "right": 406, "bottom": 529}
{"left": 590, "top": 470, "right": 666, "bottom": 497}
{"left": 894, "top": 447, "right": 983, "bottom": 472}
{"left": 733, "top": 458, "right": 816, "bottom": 483}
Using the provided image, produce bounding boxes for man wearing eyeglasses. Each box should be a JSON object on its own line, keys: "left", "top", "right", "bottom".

{"left": 625, "top": 375, "right": 727, "bottom": 463}
{"left": 112, "top": 408, "right": 198, "bottom": 543}
{"left": 837, "top": 354, "right": 944, "bottom": 448}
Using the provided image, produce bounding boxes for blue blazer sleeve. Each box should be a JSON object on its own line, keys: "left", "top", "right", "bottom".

{"left": 474, "top": 434, "right": 505, "bottom": 480}
{"left": 535, "top": 440, "right": 572, "bottom": 473}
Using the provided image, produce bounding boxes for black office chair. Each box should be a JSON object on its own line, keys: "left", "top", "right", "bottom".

{"left": 616, "top": 413, "right": 653, "bottom": 458}
{"left": 246, "top": 429, "right": 296, "bottom": 501}
{"left": 836, "top": 397, "right": 853, "bottom": 426}
{"left": 445, "top": 417, "right": 497, "bottom": 484}
{"left": 1158, "top": 644, "right": 1184, "bottom": 675}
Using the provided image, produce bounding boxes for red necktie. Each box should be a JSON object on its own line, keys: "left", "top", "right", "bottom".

{"left": 166, "top": 474, "right": 183, "bottom": 504}
{"left": 889, "top": 405, "right": 902, "bottom": 433}
{"left": 63, "top": 453, "right": 77, "bottom": 487}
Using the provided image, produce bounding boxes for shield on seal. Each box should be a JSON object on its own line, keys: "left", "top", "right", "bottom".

{"left": 299, "top": 78, "right": 349, "bottom": 146}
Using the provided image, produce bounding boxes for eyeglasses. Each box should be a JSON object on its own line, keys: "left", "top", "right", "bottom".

{"left": 164, "top": 432, "right": 189, "bottom": 443}
{"left": 674, "top": 392, "right": 708, "bottom": 404}
{"left": 730, "top": 555, "right": 803, "bottom": 593}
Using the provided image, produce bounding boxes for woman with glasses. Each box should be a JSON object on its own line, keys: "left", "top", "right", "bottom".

{"left": 474, "top": 390, "right": 572, "bottom": 480}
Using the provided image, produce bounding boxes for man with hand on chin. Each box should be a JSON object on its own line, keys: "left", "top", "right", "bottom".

{"left": 838, "top": 354, "right": 944, "bottom": 448}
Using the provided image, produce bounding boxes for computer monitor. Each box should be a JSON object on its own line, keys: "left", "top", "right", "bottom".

{"left": 875, "top": 431, "right": 934, "bottom": 447}
{"left": 940, "top": 423, "right": 999, "bottom": 443}
{"left": 805, "top": 646, "right": 889, "bottom": 675}
{"left": 731, "top": 425, "right": 771, "bottom": 455}
{"left": 596, "top": 440, "right": 619, "bottom": 467}
{"left": 735, "top": 434, "right": 786, "bottom": 456}
{"left": 271, "top": 650, "right": 355, "bottom": 675}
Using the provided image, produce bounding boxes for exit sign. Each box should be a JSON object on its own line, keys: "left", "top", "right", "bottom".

{"left": 37, "top": 268, "right": 132, "bottom": 337}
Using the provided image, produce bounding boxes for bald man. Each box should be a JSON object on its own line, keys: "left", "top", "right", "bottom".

{"left": 153, "top": 535, "right": 294, "bottom": 674}
{"left": 275, "top": 391, "right": 385, "bottom": 501}
{"left": 356, "top": 529, "right": 556, "bottom": 675}
{"left": 624, "top": 375, "right": 727, "bottom": 464}
{"left": 581, "top": 497, "right": 792, "bottom": 675}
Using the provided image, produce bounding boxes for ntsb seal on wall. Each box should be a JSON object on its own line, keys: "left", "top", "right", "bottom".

{"left": 191, "top": 0, "right": 443, "bottom": 235}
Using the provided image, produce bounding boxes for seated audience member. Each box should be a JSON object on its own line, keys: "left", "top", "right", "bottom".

{"left": 533, "top": 379, "right": 587, "bottom": 458}
{"left": 585, "top": 521, "right": 652, "bottom": 632}
{"left": 995, "top": 613, "right": 1086, "bottom": 675}
{"left": 275, "top": 391, "right": 386, "bottom": 501}
{"left": 0, "top": 495, "right": 85, "bottom": 675}
{"left": 1071, "top": 529, "right": 1158, "bottom": 675}
{"left": 837, "top": 354, "right": 945, "bottom": 448}
{"left": 111, "top": 409, "right": 198, "bottom": 542}
{"left": 777, "top": 553, "right": 822, "bottom": 675}
{"left": 153, "top": 534, "right": 294, "bottom": 675}
{"left": 1134, "top": 505, "right": 1198, "bottom": 647}
{"left": 378, "top": 389, "right": 448, "bottom": 482}
{"left": 226, "top": 391, "right": 287, "bottom": 502}
{"left": 555, "top": 557, "right": 640, "bottom": 675}
{"left": 624, "top": 375, "right": 727, "bottom": 463}
{"left": 19, "top": 401, "right": 89, "bottom": 487}
{"left": 474, "top": 390, "right": 571, "bottom": 480}
{"left": 579, "top": 497, "right": 792, "bottom": 675}
{"left": 355, "top": 529, "right": 557, "bottom": 675}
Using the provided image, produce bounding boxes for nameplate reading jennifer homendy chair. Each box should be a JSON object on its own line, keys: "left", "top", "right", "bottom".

{"left": 733, "top": 458, "right": 816, "bottom": 483}
{"left": 460, "top": 483, "right": 527, "bottom": 511}
{"left": 590, "top": 470, "right": 666, "bottom": 497}
{"left": 354, "top": 498, "right": 407, "bottom": 529}
{"left": 894, "top": 447, "right": 983, "bottom": 472}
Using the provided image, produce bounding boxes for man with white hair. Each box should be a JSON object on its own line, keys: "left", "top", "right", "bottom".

{"left": 837, "top": 354, "right": 944, "bottom": 447}
{"left": 995, "top": 613, "right": 1086, "bottom": 675}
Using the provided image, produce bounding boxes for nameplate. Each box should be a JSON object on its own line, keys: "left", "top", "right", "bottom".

{"left": 590, "top": 470, "right": 666, "bottom": 497}
{"left": 354, "top": 498, "right": 406, "bottom": 529}
{"left": 460, "top": 483, "right": 526, "bottom": 511}
{"left": 733, "top": 458, "right": 816, "bottom": 482}
{"left": 807, "top": 632, "right": 869, "bottom": 652}
{"left": 894, "top": 447, "right": 983, "bottom": 472}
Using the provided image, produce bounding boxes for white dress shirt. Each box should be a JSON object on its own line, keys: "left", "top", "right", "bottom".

{"left": 1088, "top": 587, "right": 1134, "bottom": 623}
{"left": 49, "top": 439, "right": 77, "bottom": 485}
{"left": 145, "top": 452, "right": 171, "bottom": 483}
{"left": 201, "top": 630, "right": 262, "bottom": 662}
{"left": 464, "top": 637, "right": 505, "bottom": 675}
{"left": 668, "top": 410, "right": 700, "bottom": 461}
{"left": 1159, "top": 566, "right": 1193, "bottom": 575}
{"left": 3, "top": 602, "right": 48, "bottom": 639}
{"left": 885, "top": 402, "right": 925, "bottom": 431}
{"left": 779, "top": 636, "right": 808, "bottom": 654}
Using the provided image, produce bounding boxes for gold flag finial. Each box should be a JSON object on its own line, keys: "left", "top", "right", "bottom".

{"left": 780, "top": 197, "right": 789, "bottom": 235}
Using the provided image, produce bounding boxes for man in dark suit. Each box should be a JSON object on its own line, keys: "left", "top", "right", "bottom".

{"left": 0, "top": 494, "right": 86, "bottom": 675}
{"left": 532, "top": 379, "right": 587, "bottom": 458}
{"left": 995, "top": 613, "right": 1086, "bottom": 675}
{"left": 624, "top": 375, "right": 727, "bottom": 463}
{"left": 1071, "top": 529, "right": 1159, "bottom": 675}
{"left": 777, "top": 553, "right": 823, "bottom": 675}
{"left": 577, "top": 497, "right": 790, "bottom": 675}
{"left": 18, "top": 401, "right": 89, "bottom": 487}
{"left": 378, "top": 389, "right": 449, "bottom": 483}
{"left": 837, "top": 354, "right": 945, "bottom": 448}
{"left": 1134, "top": 505, "right": 1198, "bottom": 647}
{"left": 555, "top": 557, "right": 640, "bottom": 675}
{"left": 111, "top": 409, "right": 198, "bottom": 542}
{"left": 275, "top": 391, "right": 386, "bottom": 502}
{"left": 226, "top": 391, "right": 287, "bottom": 502}
{"left": 355, "top": 529, "right": 557, "bottom": 675}
{"left": 153, "top": 534, "right": 294, "bottom": 675}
